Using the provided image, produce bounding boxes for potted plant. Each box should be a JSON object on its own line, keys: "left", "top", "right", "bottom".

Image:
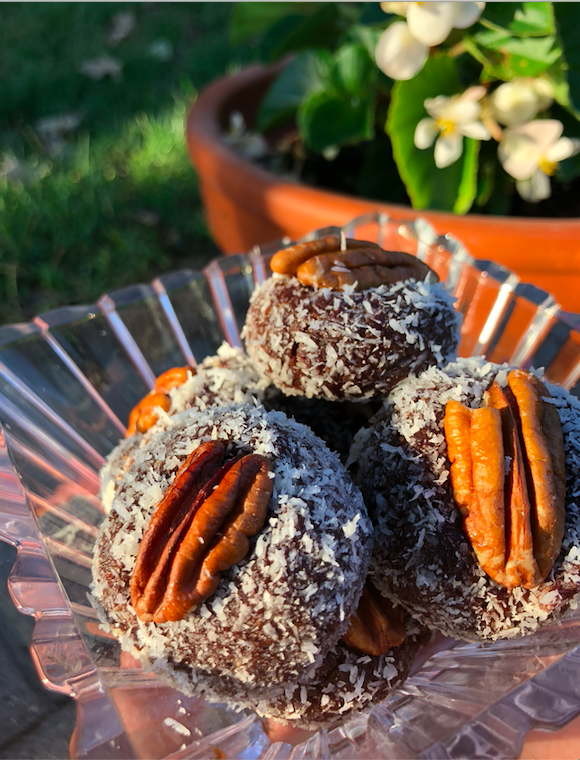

{"left": 186, "top": 2, "right": 580, "bottom": 310}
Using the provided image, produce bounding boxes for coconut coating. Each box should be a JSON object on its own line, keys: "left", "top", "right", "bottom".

{"left": 250, "top": 616, "right": 426, "bottom": 729}
{"left": 92, "top": 404, "right": 373, "bottom": 709}
{"left": 351, "top": 358, "right": 580, "bottom": 642}
{"left": 100, "top": 342, "right": 270, "bottom": 511}
{"left": 242, "top": 274, "right": 460, "bottom": 401}
{"left": 166, "top": 342, "right": 270, "bottom": 412}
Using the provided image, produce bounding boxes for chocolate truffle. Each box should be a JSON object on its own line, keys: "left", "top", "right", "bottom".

{"left": 92, "top": 404, "right": 373, "bottom": 711}
{"left": 250, "top": 613, "right": 426, "bottom": 729}
{"left": 243, "top": 236, "right": 460, "bottom": 402}
{"left": 352, "top": 358, "right": 580, "bottom": 642}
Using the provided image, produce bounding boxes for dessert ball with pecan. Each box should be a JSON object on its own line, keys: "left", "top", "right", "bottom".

{"left": 92, "top": 403, "right": 373, "bottom": 709}
{"left": 125, "top": 342, "right": 270, "bottom": 438}
{"left": 352, "top": 358, "right": 580, "bottom": 642}
{"left": 251, "top": 591, "right": 426, "bottom": 729}
{"left": 100, "top": 343, "right": 270, "bottom": 511}
{"left": 243, "top": 236, "right": 460, "bottom": 401}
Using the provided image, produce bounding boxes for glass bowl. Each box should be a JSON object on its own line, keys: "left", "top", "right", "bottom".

{"left": 1, "top": 213, "right": 580, "bottom": 760}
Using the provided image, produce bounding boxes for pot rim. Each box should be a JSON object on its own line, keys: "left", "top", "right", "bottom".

{"left": 186, "top": 62, "right": 580, "bottom": 231}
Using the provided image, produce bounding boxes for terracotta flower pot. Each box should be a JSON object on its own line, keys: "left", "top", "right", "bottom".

{"left": 186, "top": 64, "right": 580, "bottom": 312}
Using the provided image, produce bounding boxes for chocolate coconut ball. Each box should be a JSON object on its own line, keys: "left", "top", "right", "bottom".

{"left": 243, "top": 237, "right": 460, "bottom": 402}
{"left": 251, "top": 614, "right": 426, "bottom": 729}
{"left": 92, "top": 404, "right": 373, "bottom": 710}
{"left": 164, "top": 342, "right": 270, "bottom": 413}
{"left": 126, "top": 342, "right": 270, "bottom": 436}
{"left": 100, "top": 343, "right": 270, "bottom": 510}
{"left": 351, "top": 358, "right": 580, "bottom": 642}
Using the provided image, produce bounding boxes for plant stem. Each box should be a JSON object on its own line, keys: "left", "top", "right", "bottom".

{"left": 448, "top": 41, "right": 467, "bottom": 58}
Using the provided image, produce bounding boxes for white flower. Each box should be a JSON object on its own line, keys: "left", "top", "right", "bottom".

{"left": 375, "top": 21, "right": 428, "bottom": 80}
{"left": 408, "top": 1, "right": 485, "bottom": 45}
{"left": 380, "top": 2, "right": 409, "bottom": 16}
{"left": 414, "top": 87, "right": 491, "bottom": 168}
{"left": 381, "top": 2, "right": 485, "bottom": 46}
{"left": 499, "top": 120, "right": 580, "bottom": 202}
{"left": 376, "top": 3, "right": 484, "bottom": 81}
{"left": 490, "top": 78, "right": 554, "bottom": 127}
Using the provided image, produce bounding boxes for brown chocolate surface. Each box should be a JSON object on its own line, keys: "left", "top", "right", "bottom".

{"left": 92, "top": 404, "right": 375, "bottom": 719}
{"left": 263, "top": 389, "right": 379, "bottom": 463}
{"left": 250, "top": 617, "right": 426, "bottom": 729}
{"left": 243, "top": 275, "right": 460, "bottom": 402}
{"left": 352, "top": 358, "right": 580, "bottom": 642}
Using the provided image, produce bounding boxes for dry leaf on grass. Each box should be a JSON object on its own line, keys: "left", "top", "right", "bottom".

{"left": 79, "top": 55, "right": 122, "bottom": 81}
{"left": 107, "top": 11, "right": 136, "bottom": 47}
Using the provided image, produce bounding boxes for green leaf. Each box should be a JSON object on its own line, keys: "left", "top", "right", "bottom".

{"left": 347, "top": 24, "right": 384, "bottom": 59}
{"left": 465, "top": 32, "right": 561, "bottom": 80}
{"left": 259, "top": 4, "right": 343, "bottom": 62}
{"left": 257, "top": 51, "right": 330, "bottom": 133}
{"left": 386, "top": 55, "right": 479, "bottom": 213}
{"left": 471, "top": 28, "right": 512, "bottom": 51}
{"left": 502, "top": 36, "right": 561, "bottom": 76}
{"left": 480, "top": 2, "right": 554, "bottom": 37}
{"left": 258, "top": 42, "right": 376, "bottom": 136}
{"left": 259, "top": 15, "right": 310, "bottom": 62}
{"left": 331, "top": 43, "right": 376, "bottom": 95}
{"left": 298, "top": 89, "right": 374, "bottom": 152}
{"left": 229, "top": 3, "right": 323, "bottom": 45}
{"left": 470, "top": 3, "right": 560, "bottom": 80}
{"left": 455, "top": 138, "right": 480, "bottom": 214}
{"left": 334, "top": 2, "right": 365, "bottom": 28}
{"left": 510, "top": 3, "right": 554, "bottom": 36}
{"left": 544, "top": 59, "right": 578, "bottom": 117}
{"left": 554, "top": 3, "right": 580, "bottom": 116}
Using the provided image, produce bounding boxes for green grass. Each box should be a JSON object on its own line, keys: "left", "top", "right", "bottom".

{"left": 0, "top": 3, "right": 256, "bottom": 324}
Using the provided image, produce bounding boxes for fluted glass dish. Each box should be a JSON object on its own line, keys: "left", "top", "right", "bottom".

{"left": 1, "top": 214, "right": 580, "bottom": 760}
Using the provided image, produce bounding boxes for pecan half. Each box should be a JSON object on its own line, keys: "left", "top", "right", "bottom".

{"left": 155, "top": 366, "right": 191, "bottom": 394}
{"left": 444, "top": 370, "right": 566, "bottom": 588}
{"left": 126, "top": 391, "right": 172, "bottom": 438}
{"left": 270, "top": 236, "right": 382, "bottom": 275}
{"left": 130, "top": 440, "right": 272, "bottom": 623}
{"left": 340, "top": 580, "right": 405, "bottom": 656}
{"left": 270, "top": 235, "right": 436, "bottom": 292}
{"left": 506, "top": 370, "right": 566, "bottom": 580}
{"left": 125, "top": 366, "right": 192, "bottom": 437}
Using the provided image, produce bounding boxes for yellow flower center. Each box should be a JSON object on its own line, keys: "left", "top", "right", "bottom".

{"left": 437, "top": 118, "right": 456, "bottom": 137}
{"left": 539, "top": 157, "right": 557, "bottom": 177}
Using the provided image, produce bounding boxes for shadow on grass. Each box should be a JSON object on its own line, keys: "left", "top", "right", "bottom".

{"left": 0, "top": 3, "right": 257, "bottom": 324}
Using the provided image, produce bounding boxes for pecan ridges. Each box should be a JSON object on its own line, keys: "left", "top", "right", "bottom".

{"left": 270, "top": 235, "right": 436, "bottom": 292}
{"left": 131, "top": 440, "right": 272, "bottom": 622}
{"left": 444, "top": 369, "right": 566, "bottom": 589}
